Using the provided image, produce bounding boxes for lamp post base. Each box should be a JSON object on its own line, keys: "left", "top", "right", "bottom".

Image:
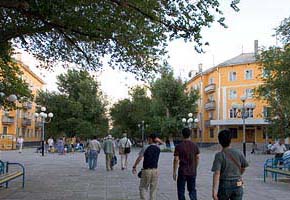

{"left": 243, "top": 142, "right": 246, "bottom": 157}
{"left": 41, "top": 140, "right": 45, "bottom": 156}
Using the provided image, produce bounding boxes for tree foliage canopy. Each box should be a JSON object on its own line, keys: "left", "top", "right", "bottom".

{"left": 256, "top": 16, "right": 290, "bottom": 138}
{"left": 1, "top": 0, "right": 240, "bottom": 78}
{"left": 36, "top": 70, "right": 108, "bottom": 139}
{"left": 110, "top": 69, "right": 199, "bottom": 139}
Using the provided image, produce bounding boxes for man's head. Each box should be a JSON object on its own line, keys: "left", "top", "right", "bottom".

{"left": 148, "top": 133, "right": 157, "bottom": 144}
{"left": 218, "top": 129, "right": 232, "bottom": 148}
{"left": 182, "top": 128, "right": 191, "bottom": 139}
{"left": 123, "top": 133, "right": 127, "bottom": 137}
{"left": 279, "top": 139, "right": 285, "bottom": 145}
{"left": 107, "top": 135, "right": 112, "bottom": 140}
{"left": 93, "top": 135, "right": 97, "bottom": 140}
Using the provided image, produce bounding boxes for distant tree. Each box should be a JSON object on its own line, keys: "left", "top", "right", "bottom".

{"left": 256, "top": 16, "right": 290, "bottom": 138}
{"left": 1, "top": 0, "right": 240, "bottom": 79}
{"left": 150, "top": 70, "right": 199, "bottom": 137}
{"left": 0, "top": 44, "right": 32, "bottom": 109}
{"left": 36, "top": 70, "right": 108, "bottom": 139}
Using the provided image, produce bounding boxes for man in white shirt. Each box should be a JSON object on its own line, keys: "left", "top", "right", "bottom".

{"left": 47, "top": 137, "right": 54, "bottom": 152}
{"left": 118, "top": 133, "right": 132, "bottom": 170}
{"left": 271, "top": 139, "right": 287, "bottom": 158}
{"left": 17, "top": 136, "right": 24, "bottom": 153}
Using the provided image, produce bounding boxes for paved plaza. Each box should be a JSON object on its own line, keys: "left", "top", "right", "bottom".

{"left": 0, "top": 147, "right": 289, "bottom": 200}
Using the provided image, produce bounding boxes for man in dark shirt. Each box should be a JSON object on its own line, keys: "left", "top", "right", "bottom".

{"left": 132, "top": 133, "right": 161, "bottom": 200}
{"left": 173, "top": 128, "right": 200, "bottom": 200}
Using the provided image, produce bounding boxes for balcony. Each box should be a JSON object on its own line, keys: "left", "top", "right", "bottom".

{"left": 205, "top": 101, "right": 216, "bottom": 111}
{"left": 22, "top": 102, "right": 33, "bottom": 109}
{"left": 35, "top": 121, "right": 43, "bottom": 128}
{"left": 2, "top": 116, "right": 15, "bottom": 125}
{"left": 22, "top": 119, "right": 32, "bottom": 126}
{"left": 205, "top": 120, "right": 211, "bottom": 128}
{"left": 204, "top": 83, "right": 216, "bottom": 93}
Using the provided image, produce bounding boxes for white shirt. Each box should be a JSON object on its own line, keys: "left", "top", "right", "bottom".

{"left": 118, "top": 137, "right": 132, "bottom": 148}
{"left": 48, "top": 138, "right": 54, "bottom": 146}
{"left": 271, "top": 143, "right": 287, "bottom": 154}
{"left": 17, "top": 138, "right": 24, "bottom": 144}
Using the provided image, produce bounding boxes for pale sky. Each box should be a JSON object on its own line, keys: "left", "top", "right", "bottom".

{"left": 17, "top": 0, "right": 290, "bottom": 103}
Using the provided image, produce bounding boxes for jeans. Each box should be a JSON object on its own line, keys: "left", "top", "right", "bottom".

{"left": 88, "top": 150, "right": 98, "bottom": 170}
{"left": 177, "top": 174, "right": 197, "bottom": 200}
{"left": 218, "top": 179, "right": 243, "bottom": 200}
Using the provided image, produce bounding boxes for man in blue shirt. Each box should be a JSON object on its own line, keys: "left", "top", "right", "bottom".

{"left": 132, "top": 133, "right": 161, "bottom": 200}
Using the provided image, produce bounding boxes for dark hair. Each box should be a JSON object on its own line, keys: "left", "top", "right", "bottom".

{"left": 182, "top": 128, "right": 191, "bottom": 139}
{"left": 218, "top": 129, "right": 232, "bottom": 147}
{"left": 148, "top": 133, "right": 157, "bottom": 141}
{"left": 93, "top": 135, "right": 97, "bottom": 139}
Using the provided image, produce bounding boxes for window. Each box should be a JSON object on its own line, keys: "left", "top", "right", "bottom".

{"left": 209, "top": 111, "right": 214, "bottom": 120}
{"left": 263, "top": 106, "right": 270, "bottom": 118}
{"left": 229, "top": 108, "right": 237, "bottom": 118}
{"left": 209, "top": 77, "right": 214, "bottom": 84}
{"left": 247, "top": 108, "right": 254, "bottom": 118}
{"left": 210, "top": 129, "right": 214, "bottom": 138}
{"left": 245, "top": 88, "right": 254, "bottom": 98}
{"left": 245, "top": 69, "right": 253, "bottom": 80}
{"left": 262, "top": 69, "right": 270, "bottom": 78}
{"left": 229, "top": 71, "right": 237, "bottom": 81}
{"left": 193, "top": 130, "right": 198, "bottom": 138}
{"left": 229, "top": 128, "right": 238, "bottom": 138}
{"left": 2, "top": 127, "right": 8, "bottom": 135}
{"left": 229, "top": 89, "right": 237, "bottom": 99}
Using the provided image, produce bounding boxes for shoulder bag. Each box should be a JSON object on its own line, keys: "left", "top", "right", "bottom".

{"left": 124, "top": 139, "right": 131, "bottom": 154}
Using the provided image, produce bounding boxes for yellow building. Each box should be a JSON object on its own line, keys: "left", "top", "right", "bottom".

{"left": 187, "top": 50, "right": 270, "bottom": 144}
{"left": 0, "top": 60, "right": 45, "bottom": 150}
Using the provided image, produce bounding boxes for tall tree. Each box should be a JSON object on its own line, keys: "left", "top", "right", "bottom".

{"left": 1, "top": 0, "right": 240, "bottom": 78}
{"left": 256, "top": 16, "right": 290, "bottom": 138}
{"left": 150, "top": 70, "right": 199, "bottom": 137}
{"left": 36, "top": 70, "right": 108, "bottom": 139}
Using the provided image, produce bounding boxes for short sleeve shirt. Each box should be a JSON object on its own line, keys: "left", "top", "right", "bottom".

{"left": 211, "top": 148, "right": 249, "bottom": 180}
{"left": 139, "top": 144, "right": 160, "bottom": 169}
{"left": 174, "top": 140, "right": 200, "bottom": 176}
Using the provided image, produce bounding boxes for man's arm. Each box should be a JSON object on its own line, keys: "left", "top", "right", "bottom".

{"left": 132, "top": 155, "right": 143, "bottom": 174}
{"left": 212, "top": 170, "right": 220, "bottom": 200}
{"left": 173, "top": 156, "right": 179, "bottom": 181}
{"left": 196, "top": 154, "right": 200, "bottom": 168}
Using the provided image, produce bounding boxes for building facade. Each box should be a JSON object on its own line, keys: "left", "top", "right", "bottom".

{"left": 187, "top": 52, "right": 271, "bottom": 144}
{"left": 0, "top": 60, "right": 45, "bottom": 150}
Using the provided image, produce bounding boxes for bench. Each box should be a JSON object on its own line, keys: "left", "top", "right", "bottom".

{"left": 264, "top": 155, "right": 290, "bottom": 182}
{"left": 0, "top": 160, "right": 25, "bottom": 188}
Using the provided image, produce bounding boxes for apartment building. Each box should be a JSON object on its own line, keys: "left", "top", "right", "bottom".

{"left": 0, "top": 60, "right": 45, "bottom": 150}
{"left": 186, "top": 47, "right": 270, "bottom": 144}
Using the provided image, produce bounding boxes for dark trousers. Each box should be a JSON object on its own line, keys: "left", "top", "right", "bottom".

{"left": 218, "top": 179, "right": 243, "bottom": 200}
{"left": 177, "top": 174, "right": 197, "bottom": 200}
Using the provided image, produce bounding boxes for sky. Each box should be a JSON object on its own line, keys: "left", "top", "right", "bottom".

{"left": 17, "top": 0, "right": 290, "bottom": 103}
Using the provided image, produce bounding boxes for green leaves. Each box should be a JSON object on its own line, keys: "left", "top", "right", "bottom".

{"left": 110, "top": 68, "right": 199, "bottom": 139}
{"left": 36, "top": 70, "right": 108, "bottom": 139}
{"left": 256, "top": 16, "right": 290, "bottom": 138}
{"left": 1, "top": 0, "right": 239, "bottom": 78}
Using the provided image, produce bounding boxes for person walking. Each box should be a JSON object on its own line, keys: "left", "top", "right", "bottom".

{"left": 212, "top": 129, "right": 249, "bottom": 200}
{"left": 119, "top": 133, "right": 132, "bottom": 170}
{"left": 132, "top": 133, "right": 161, "bottom": 200}
{"left": 17, "top": 136, "right": 24, "bottom": 153}
{"left": 250, "top": 141, "right": 257, "bottom": 154}
{"left": 173, "top": 128, "right": 200, "bottom": 200}
{"left": 103, "top": 135, "right": 115, "bottom": 171}
{"left": 271, "top": 139, "right": 287, "bottom": 159}
{"left": 88, "top": 136, "right": 102, "bottom": 170}
{"left": 47, "top": 137, "right": 54, "bottom": 152}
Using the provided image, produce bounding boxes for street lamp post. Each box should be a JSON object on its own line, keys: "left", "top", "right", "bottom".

{"left": 34, "top": 106, "right": 53, "bottom": 156}
{"left": 232, "top": 96, "right": 256, "bottom": 157}
{"left": 182, "top": 113, "right": 199, "bottom": 139}
{"left": 138, "top": 121, "right": 145, "bottom": 147}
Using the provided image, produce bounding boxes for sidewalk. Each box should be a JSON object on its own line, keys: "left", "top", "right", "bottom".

{"left": 0, "top": 148, "right": 289, "bottom": 200}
